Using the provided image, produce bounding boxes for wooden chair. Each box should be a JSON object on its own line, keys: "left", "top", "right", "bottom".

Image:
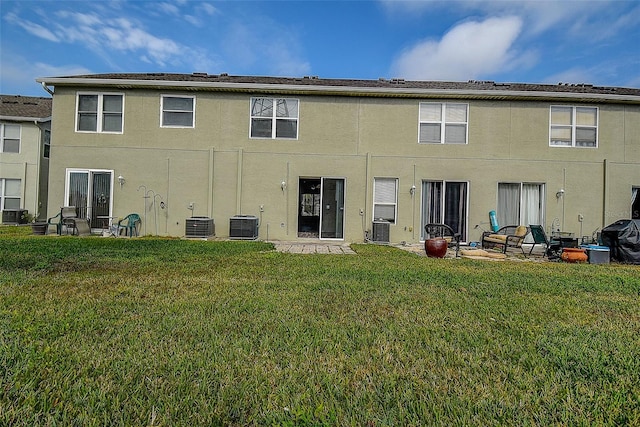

{"left": 482, "top": 225, "right": 529, "bottom": 256}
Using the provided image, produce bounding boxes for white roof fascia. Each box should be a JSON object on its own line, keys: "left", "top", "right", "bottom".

{"left": 35, "top": 77, "right": 640, "bottom": 103}
{"left": 0, "top": 115, "right": 51, "bottom": 122}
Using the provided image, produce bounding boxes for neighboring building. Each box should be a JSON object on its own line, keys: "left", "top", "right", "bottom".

{"left": 0, "top": 95, "right": 52, "bottom": 223}
{"left": 35, "top": 73, "right": 640, "bottom": 243}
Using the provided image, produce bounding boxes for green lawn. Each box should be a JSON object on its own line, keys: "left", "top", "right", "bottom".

{"left": 1, "top": 226, "right": 639, "bottom": 426}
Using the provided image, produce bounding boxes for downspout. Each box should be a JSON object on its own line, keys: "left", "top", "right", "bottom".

{"left": 40, "top": 82, "right": 54, "bottom": 96}
{"left": 603, "top": 159, "right": 609, "bottom": 228}
{"left": 208, "top": 147, "right": 214, "bottom": 218}
{"left": 165, "top": 158, "right": 170, "bottom": 235}
{"left": 236, "top": 149, "right": 243, "bottom": 214}
{"left": 35, "top": 121, "right": 42, "bottom": 219}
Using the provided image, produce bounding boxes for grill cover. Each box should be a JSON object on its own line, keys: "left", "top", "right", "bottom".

{"left": 600, "top": 219, "right": 640, "bottom": 264}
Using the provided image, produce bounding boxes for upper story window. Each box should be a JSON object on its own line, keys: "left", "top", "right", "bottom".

{"left": 419, "top": 102, "right": 468, "bottom": 144}
{"left": 373, "top": 177, "right": 398, "bottom": 224}
{"left": 43, "top": 129, "right": 51, "bottom": 158}
{"left": 250, "top": 97, "right": 298, "bottom": 139}
{"left": 1, "top": 123, "right": 21, "bottom": 153}
{"left": 550, "top": 106, "right": 598, "bottom": 147}
{"left": 161, "top": 95, "right": 195, "bottom": 128}
{"left": 76, "top": 93, "right": 124, "bottom": 133}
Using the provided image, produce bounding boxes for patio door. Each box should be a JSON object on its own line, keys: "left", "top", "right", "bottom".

{"left": 497, "top": 182, "right": 544, "bottom": 241}
{"left": 65, "top": 169, "right": 113, "bottom": 229}
{"left": 421, "top": 180, "right": 468, "bottom": 241}
{"left": 298, "top": 177, "right": 345, "bottom": 239}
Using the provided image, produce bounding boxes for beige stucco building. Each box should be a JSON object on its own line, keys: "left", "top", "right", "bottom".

{"left": 0, "top": 95, "right": 52, "bottom": 223}
{"left": 35, "top": 73, "right": 640, "bottom": 243}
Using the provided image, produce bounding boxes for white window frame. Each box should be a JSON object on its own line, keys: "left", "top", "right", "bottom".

{"left": 497, "top": 182, "right": 546, "bottom": 231}
{"left": 418, "top": 102, "right": 468, "bottom": 144}
{"left": 160, "top": 94, "right": 195, "bottom": 128}
{"left": 0, "top": 178, "right": 21, "bottom": 210}
{"left": 373, "top": 177, "right": 398, "bottom": 224}
{"left": 43, "top": 129, "right": 51, "bottom": 158}
{"left": 75, "top": 92, "right": 124, "bottom": 134}
{"left": 1, "top": 123, "right": 21, "bottom": 153}
{"left": 420, "top": 180, "right": 469, "bottom": 242}
{"left": 249, "top": 97, "right": 299, "bottom": 140}
{"left": 549, "top": 105, "right": 598, "bottom": 148}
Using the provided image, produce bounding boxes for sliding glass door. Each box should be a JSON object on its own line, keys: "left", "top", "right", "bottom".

{"left": 65, "top": 169, "right": 113, "bottom": 228}
{"left": 421, "top": 180, "right": 467, "bottom": 241}
{"left": 497, "top": 182, "right": 545, "bottom": 237}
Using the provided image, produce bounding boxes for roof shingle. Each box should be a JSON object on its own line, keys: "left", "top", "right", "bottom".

{"left": 0, "top": 95, "right": 52, "bottom": 120}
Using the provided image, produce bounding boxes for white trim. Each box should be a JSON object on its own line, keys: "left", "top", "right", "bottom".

{"left": 249, "top": 97, "right": 299, "bottom": 140}
{"left": 373, "top": 177, "right": 398, "bottom": 224}
{"left": 35, "top": 77, "right": 640, "bottom": 103}
{"left": 418, "top": 102, "right": 469, "bottom": 144}
{"left": 0, "top": 123, "right": 21, "bottom": 153}
{"left": 64, "top": 168, "right": 114, "bottom": 226}
{"left": 160, "top": 94, "right": 196, "bottom": 128}
{"left": 75, "top": 92, "right": 124, "bottom": 134}
{"left": 419, "top": 179, "right": 469, "bottom": 242}
{"left": 549, "top": 105, "right": 598, "bottom": 148}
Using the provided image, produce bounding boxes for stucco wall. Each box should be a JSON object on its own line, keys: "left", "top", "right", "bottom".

{"left": 46, "top": 87, "right": 640, "bottom": 242}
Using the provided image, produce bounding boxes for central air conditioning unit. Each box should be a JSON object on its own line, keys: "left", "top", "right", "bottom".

{"left": 372, "top": 219, "right": 390, "bottom": 243}
{"left": 229, "top": 215, "right": 259, "bottom": 240}
{"left": 185, "top": 217, "right": 215, "bottom": 238}
{"left": 2, "top": 209, "right": 28, "bottom": 225}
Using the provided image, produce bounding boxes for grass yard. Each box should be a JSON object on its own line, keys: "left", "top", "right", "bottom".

{"left": 1, "top": 226, "right": 639, "bottom": 426}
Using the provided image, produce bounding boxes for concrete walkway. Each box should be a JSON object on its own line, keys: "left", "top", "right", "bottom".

{"left": 273, "top": 242, "right": 356, "bottom": 254}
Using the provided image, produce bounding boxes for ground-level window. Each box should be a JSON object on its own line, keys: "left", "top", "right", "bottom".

{"left": 1, "top": 123, "right": 21, "bottom": 153}
{"left": 373, "top": 178, "right": 398, "bottom": 224}
{"left": 497, "top": 183, "right": 545, "bottom": 234}
{"left": 632, "top": 187, "right": 640, "bottom": 219}
{"left": 421, "top": 180, "right": 467, "bottom": 241}
{"left": 0, "top": 178, "right": 21, "bottom": 210}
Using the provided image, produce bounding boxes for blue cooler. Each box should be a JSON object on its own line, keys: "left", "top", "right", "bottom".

{"left": 580, "top": 245, "right": 610, "bottom": 264}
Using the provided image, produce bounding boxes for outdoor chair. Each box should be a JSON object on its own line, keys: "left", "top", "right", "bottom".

{"left": 68, "top": 218, "right": 92, "bottom": 236}
{"left": 117, "top": 213, "right": 141, "bottom": 237}
{"left": 528, "top": 224, "right": 561, "bottom": 259}
{"left": 424, "top": 223, "right": 461, "bottom": 257}
{"left": 482, "top": 225, "right": 530, "bottom": 256}
{"left": 47, "top": 206, "right": 79, "bottom": 235}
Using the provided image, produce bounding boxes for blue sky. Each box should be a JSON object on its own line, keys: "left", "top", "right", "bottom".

{"left": 1, "top": 0, "right": 639, "bottom": 97}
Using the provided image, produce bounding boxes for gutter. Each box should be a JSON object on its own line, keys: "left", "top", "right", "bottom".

{"left": 41, "top": 81, "right": 54, "bottom": 95}
{"left": 0, "top": 115, "right": 52, "bottom": 123}
{"left": 35, "top": 77, "right": 640, "bottom": 104}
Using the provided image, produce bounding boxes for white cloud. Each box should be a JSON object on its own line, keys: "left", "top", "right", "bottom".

{"left": 390, "top": 16, "right": 528, "bottom": 80}
{"left": 222, "top": 20, "right": 311, "bottom": 76}
{"left": 44, "top": 11, "right": 186, "bottom": 67}
{"left": 0, "top": 53, "right": 91, "bottom": 96}
{"left": 4, "top": 12, "right": 59, "bottom": 42}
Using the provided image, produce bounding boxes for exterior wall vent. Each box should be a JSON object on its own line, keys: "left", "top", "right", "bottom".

{"left": 229, "top": 215, "right": 259, "bottom": 240}
{"left": 185, "top": 217, "right": 215, "bottom": 238}
{"left": 372, "top": 220, "right": 390, "bottom": 243}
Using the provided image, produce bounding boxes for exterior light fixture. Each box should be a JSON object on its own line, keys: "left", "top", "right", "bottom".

{"left": 410, "top": 185, "right": 416, "bottom": 195}
{"left": 118, "top": 175, "right": 126, "bottom": 188}
{"left": 556, "top": 189, "right": 565, "bottom": 198}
